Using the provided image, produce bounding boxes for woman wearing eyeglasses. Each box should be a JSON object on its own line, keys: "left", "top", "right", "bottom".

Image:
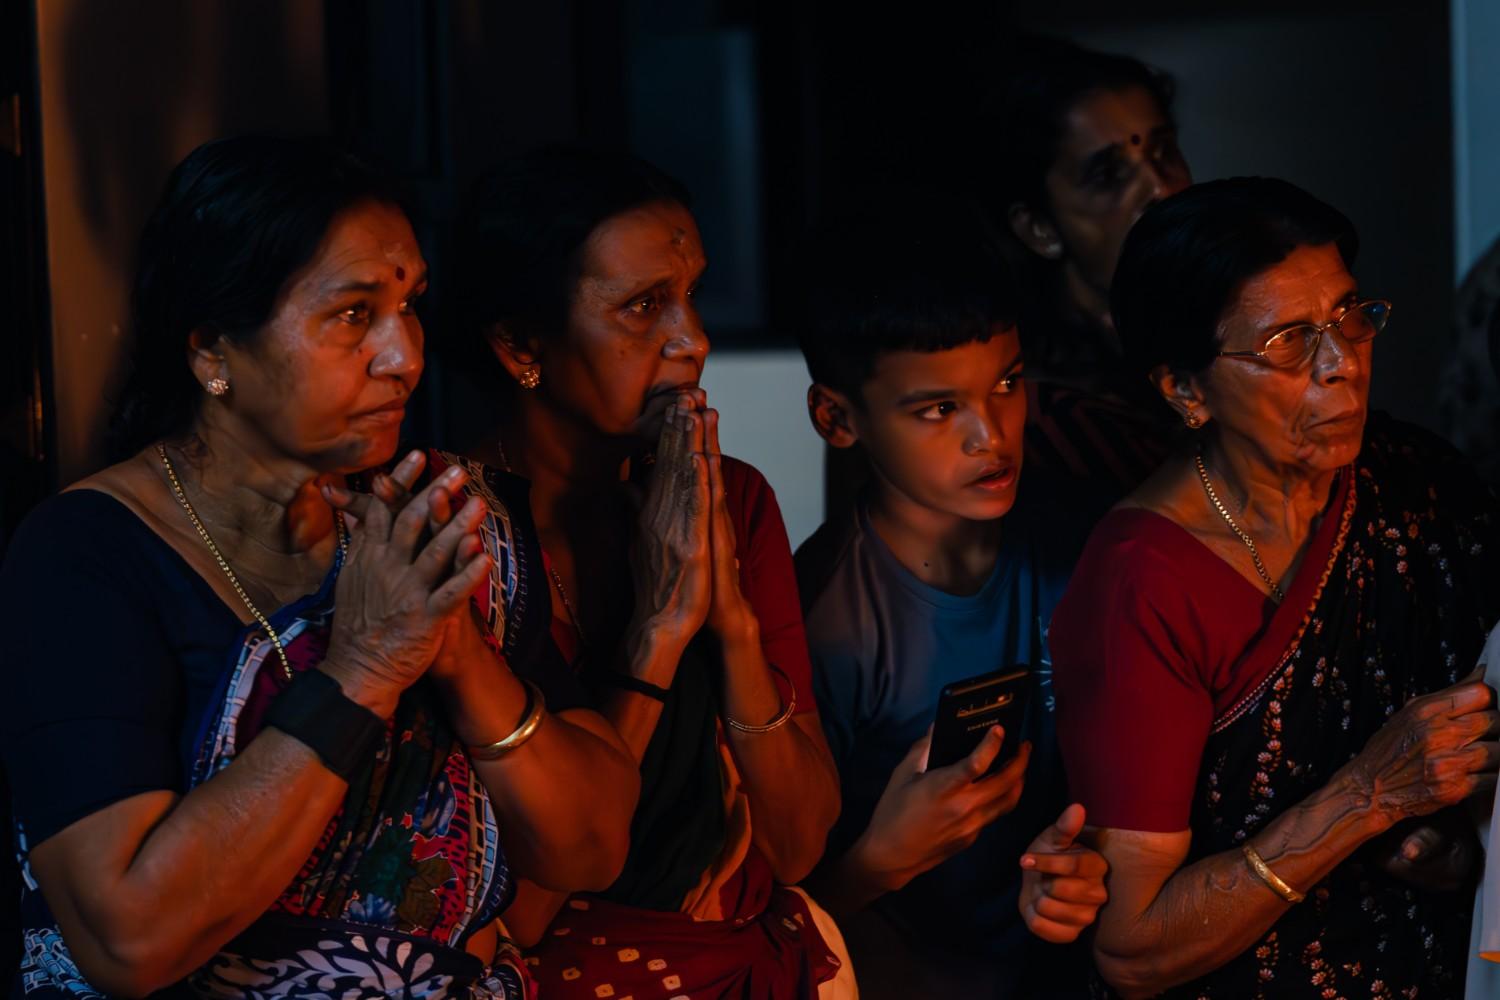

{"left": 1049, "top": 178, "right": 1500, "bottom": 998}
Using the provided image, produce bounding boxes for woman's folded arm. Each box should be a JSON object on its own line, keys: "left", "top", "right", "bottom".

{"left": 1090, "top": 771, "right": 1381, "bottom": 999}
{"left": 28, "top": 728, "right": 354, "bottom": 997}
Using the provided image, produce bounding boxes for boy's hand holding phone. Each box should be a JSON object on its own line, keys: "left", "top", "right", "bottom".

{"left": 1018, "top": 804, "right": 1110, "bottom": 943}
{"left": 850, "top": 724, "right": 1031, "bottom": 894}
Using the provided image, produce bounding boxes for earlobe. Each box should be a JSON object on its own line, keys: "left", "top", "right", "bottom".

{"left": 485, "top": 322, "right": 540, "bottom": 382}
{"left": 807, "top": 384, "right": 859, "bottom": 449}
{"left": 186, "top": 327, "right": 228, "bottom": 391}
{"left": 1150, "top": 364, "right": 1212, "bottom": 428}
{"left": 1007, "top": 202, "right": 1064, "bottom": 261}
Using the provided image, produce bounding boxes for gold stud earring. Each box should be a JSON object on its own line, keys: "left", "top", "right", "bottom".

{"left": 206, "top": 377, "right": 229, "bottom": 396}
{"left": 517, "top": 367, "right": 541, "bottom": 390}
{"left": 1185, "top": 411, "right": 1203, "bottom": 429}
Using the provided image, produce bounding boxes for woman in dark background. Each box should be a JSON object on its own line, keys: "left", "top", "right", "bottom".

{"left": 985, "top": 37, "right": 1192, "bottom": 501}
{"left": 1052, "top": 177, "right": 1500, "bottom": 998}
{"left": 446, "top": 147, "right": 848, "bottom": 999}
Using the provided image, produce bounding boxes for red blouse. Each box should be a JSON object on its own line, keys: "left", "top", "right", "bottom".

{"left": 1050, "top": 472, "right": 1352, "bottom": 832}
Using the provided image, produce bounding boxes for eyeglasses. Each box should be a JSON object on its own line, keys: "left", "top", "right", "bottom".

{"left": 1216, "top": 299, "right": 1392, "bottom": 369}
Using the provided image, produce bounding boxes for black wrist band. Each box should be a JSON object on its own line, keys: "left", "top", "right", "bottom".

{"left": 595, "top": 669, "right": 671, "bottom": 703}
{"left": 265, "top": 669, "right": 386, "bottom": 782}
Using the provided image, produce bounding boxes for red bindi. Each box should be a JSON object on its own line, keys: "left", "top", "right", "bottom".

{"left": 395, "top": 265, "right": 406, "bottom": 281}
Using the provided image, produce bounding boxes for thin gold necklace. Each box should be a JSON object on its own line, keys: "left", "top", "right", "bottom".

{"left": 1194, "top": 447, "right": 1286, "bottom": 603}
{"left": 157, "top": 443, "right": 348, "bottom": 680}
{"left": 496, "top": 439, "right": 586, "bottom": 646}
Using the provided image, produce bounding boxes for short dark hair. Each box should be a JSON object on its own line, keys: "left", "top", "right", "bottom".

{"left": 798, "top": 200, "right": 1018, "bottom": 401}
{"left": 1111, "top": 177, "right": 1360, "bottom": 378}
{"left": 983, "top": 36, "right": 1177, "bottom": 215}
{"left": 110, "top": 135, "right": 407, "bottom": 458}
{"left": 454, "top": 146, "right": 690, "bottom": 353}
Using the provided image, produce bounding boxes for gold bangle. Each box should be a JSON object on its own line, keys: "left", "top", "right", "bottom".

{"left": 1242, "top": 843, "right": 1306, "bottom": 904}
{"left": 724, "top": 664, "right": 796, "bottom": 734}
{"left": 467, "top": 679, "right": 546, "bottom": 760}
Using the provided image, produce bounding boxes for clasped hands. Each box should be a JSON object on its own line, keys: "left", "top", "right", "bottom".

{"left": 626, "top": 389, "right": 758, "bottom": 668}
{"left": 320, "top": 451, "right": 496, "bottom": 693}
{"left": 321, "top": 384, "right": 760, "bottom": 698}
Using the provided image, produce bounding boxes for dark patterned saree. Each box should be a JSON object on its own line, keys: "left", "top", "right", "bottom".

{"left": 1166, "top": 415, "right": 1500, "bottom": 999}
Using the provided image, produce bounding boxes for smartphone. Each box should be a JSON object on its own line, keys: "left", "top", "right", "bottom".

{"left": 927, "top": 667, "right": 1032, "bottom": 774}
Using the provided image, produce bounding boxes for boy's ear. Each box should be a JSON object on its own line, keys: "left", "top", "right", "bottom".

{"left": 807, "top": 383, "right": 860, "bottom": 449}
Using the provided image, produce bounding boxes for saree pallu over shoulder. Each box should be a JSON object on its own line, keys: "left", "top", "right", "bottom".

{"left": 1168, "top": 415, "right": 1500, "bottom": 999}
{"left": 1206, "top": 462, "right": 1359, "bottom": 738}
{"left": 426, "top": 451, "right": 569, "bottom": 704}
{"left": 422, "top": 452, "right": 524, "bottom": 660}
{"left": 182, "top": 528, "right": 525, "bottom": 998}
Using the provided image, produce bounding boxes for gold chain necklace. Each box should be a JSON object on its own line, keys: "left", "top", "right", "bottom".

{"left": 1194, "top": 448, "right": 1286, "bottom": 603}
{"left": 546, "top": 565, "right": 586, "bottom": 647}
{"left": 496, "top": 440, "right": 586, "bottom": 646}
{"left": 157, "top": 443, "right": 348, "bottom": 680}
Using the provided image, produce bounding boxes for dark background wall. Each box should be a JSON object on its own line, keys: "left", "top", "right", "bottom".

{"left": 4, "top": 0, "right": 1476, "bottom": 532}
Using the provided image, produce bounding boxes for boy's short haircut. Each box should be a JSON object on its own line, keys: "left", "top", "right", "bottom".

{"left": 797, "top": 201, "right": 1019, "bottom": 403}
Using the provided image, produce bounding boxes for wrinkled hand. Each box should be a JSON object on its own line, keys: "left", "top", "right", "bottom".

{"left": 336, "top": 450, "right": 468, "bottom": 543}
{"left": 1019, "top": 804, "right": 1109, "bottom": 943}
{"left": 1342, "top": 670, "right": 1500, "bottom": 828}
{"left": 319, "top": 461, "right": 492, "bottom": 699}
{"left": 854, "top": 726, "right": 1031, "bottom": 892}
{"left": 627, "top": 393, "right": 713, "bottom": 659}
{"left": 326, "top": 450, "right": 494, "bottom": 686}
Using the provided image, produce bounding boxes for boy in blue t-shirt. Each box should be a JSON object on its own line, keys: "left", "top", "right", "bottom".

{"left": 796, "top": 213, "right": 1106, "bottom": 998}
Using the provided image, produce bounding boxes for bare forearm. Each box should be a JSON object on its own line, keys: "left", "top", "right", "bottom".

{"left": 601, "top": 623, "right": 680, "bottom": 762}
{"left": 603, "top": 619, "right": 839, "bottom": 882}
{"left": 438, "top": 663, "right": 637, "bottom": 892}
{"left": 1096, "top": 775, "right": 1385, "bottom": 998}
{"left": 43, "top": 730, "right": 349, "bottom": 995}
{"left": 719, "top": 629, "right": 840, "bottom": 883}
{"left": 473, "top": 717, "right": 637, "bottom": 891}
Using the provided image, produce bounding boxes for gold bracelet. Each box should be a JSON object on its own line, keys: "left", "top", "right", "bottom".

{"left": 467, "top": 679, "right": 546, "bottom": 760}
{"left": 724, "top": 664, "right": 796, "bottom": 734}
{"left": 1242, "top": 843, "right": 1306, "bottom": 904}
